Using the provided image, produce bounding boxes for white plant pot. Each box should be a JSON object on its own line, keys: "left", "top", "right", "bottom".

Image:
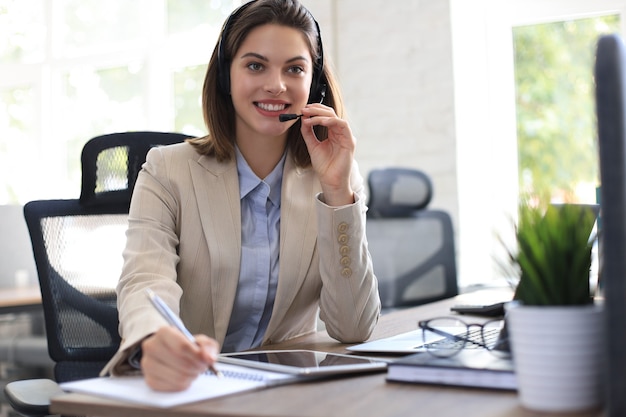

{"left": 506, "top": 303, "right": 605, "bottom": 413}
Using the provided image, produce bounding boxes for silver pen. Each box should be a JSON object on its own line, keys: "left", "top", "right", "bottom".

{"left": 145, "top": 288, "right": 223, "bottom": 378}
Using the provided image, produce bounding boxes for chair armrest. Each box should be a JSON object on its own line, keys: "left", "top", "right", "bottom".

{"left": 3, "top": 378, "right": 63, "bottom": 417}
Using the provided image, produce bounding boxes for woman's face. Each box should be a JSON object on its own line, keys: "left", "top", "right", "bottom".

{"left": 229, "top": 24, "right": 314, "bottom": 141}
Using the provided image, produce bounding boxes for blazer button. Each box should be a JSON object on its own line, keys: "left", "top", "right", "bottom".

{"left": 339, "top": 245, "right": 350, "bottom": 256}
{"left": 341, "top": 267, "right": 352, "bottom": 277}
{"left": 340, "top": 256, "right": 351, "bottom": 266}
{"left": 337, "top": 222, "right": 349, "bottom": 233}
{"left": 338, "top": 234, "right": 349, "bottom": 244}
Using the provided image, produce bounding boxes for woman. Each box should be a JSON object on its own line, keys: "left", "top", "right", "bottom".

{"left": 102, "top": 0, "right": 380, "bottom": 391}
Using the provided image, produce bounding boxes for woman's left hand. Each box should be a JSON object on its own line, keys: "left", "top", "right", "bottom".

{"left": 300, "top": 104, "right": 355, "bottom": 206}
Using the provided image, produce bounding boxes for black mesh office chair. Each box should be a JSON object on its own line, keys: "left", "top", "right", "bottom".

{"left": 3, "top": 131, "right": 190, "bottom": 416}
{"left": 366, "top": 167, "right": 458, "bottom": 310}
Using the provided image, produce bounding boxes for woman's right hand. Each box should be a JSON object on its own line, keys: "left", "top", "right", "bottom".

{"left": 140, "top": 326, "right": 220, "bottom": 391}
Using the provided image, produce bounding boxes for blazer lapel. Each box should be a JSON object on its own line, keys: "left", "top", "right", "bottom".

{"left": 266, "top": 156, "right": 320, "bottom": 335}
{"left": 188, "top": 155, "right": 241, "bottom": 344}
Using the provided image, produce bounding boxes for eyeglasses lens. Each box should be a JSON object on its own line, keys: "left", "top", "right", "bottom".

{"left": 421, "top": 317, "right": 469, "bottom": 357}
{"left": 420, "top": 318, "right": 510, "bottom": 358}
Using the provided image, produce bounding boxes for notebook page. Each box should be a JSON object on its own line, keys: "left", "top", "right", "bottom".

{"left": 60, "top": 362, "right": 296, "bottom": 408}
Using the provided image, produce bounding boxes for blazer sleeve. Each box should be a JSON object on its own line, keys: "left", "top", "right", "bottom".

{"left": 101, "top": 145, "right": 185, "bottom": 376}
{"left": 316, "top": 163, "right": 381, "bottom": 342}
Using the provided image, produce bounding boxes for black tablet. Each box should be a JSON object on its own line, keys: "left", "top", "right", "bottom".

{"left": 219, "top": 349, "right": 388, "bottom": 376}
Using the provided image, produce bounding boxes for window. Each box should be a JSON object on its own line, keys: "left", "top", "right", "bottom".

{"left": 450, "top": 0, "right": 626, "bottom": 288}
{"left": 513, "top": 15, "right": 620, "bottom": 205}
{"left": 0, "top": 0, "right": 239, "bottom": 204}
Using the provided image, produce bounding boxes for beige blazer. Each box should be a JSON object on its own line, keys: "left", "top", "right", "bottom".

{"left": 102, "top": 142, "right": 380, "bottom": 375}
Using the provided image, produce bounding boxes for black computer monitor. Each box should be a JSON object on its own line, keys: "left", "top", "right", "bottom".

{"left": 595, "top": 32, "right": 626, "bottom": 417}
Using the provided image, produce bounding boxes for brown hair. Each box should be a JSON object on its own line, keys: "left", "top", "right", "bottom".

{"left": 187, "top": 0, "right": 344, "bottom": 168}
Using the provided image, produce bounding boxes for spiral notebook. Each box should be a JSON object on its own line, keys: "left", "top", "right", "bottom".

{"left": 60, "top": 362, "right": 299, "bottom": 408}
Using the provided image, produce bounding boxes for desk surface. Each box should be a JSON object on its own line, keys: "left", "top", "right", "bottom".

{"left": 0, "top": 284, "right": 41, "bottom": 314}
{"left": 50, "top": 288, "right": 602, "bottom": 417}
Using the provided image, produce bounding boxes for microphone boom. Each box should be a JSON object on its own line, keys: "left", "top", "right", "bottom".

{"left": 279, "top": 114, "right": 302, "bottom": 122}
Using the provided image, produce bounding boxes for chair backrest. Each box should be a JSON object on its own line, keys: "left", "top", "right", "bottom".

{"left": 366, "top": 167, "right": 458, "bottom": 309}
{"left": 80, "top": 131, "right": 189, "bottom": 207}
{"left": 595, "top": 33, "right": 626, "bottom": 417}
{"left": 24, "top": 131, "right": 189, "bottom": 382}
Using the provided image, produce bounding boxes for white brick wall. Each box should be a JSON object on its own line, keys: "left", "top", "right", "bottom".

{"left": 306, "top": 0, "right": 467, "bottom": 281}
{"left": 331, "top": 1, "right": 457, "bottom": 215}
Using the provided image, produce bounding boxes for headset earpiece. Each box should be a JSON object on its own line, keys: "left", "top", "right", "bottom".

{"left": 307, "top": 19, "right": 325, "bottom": 103}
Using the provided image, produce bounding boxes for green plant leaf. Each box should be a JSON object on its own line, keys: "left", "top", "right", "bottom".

{"left": 506, "top": 204, "right": 595, "bottom": 306}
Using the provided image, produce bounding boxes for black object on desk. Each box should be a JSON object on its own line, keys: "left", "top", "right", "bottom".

{"left": 450, "top": 302, "right": 507, "bottom": 317}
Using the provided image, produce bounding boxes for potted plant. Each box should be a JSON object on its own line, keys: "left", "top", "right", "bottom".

{"left": 503, "top": 203, "right": 604, "bottom": 413}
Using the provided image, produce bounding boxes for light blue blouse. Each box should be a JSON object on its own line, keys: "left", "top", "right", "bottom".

{"left": 221, "top": 147, "right": 286, "bottom": 352}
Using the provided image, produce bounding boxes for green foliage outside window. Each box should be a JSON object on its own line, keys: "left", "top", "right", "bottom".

{"left": 513, "top": 15, "right": 620, "bottom": 205}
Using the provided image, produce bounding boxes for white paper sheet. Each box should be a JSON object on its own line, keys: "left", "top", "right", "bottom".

{"left": 60, "top": 362, "right": 296, "bottom": 408}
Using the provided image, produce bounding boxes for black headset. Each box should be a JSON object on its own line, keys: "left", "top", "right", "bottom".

{"left": 216, "top": 0, "right": 326, "bottom": 104}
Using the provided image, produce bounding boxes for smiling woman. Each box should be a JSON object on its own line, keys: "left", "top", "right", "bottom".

{"left": 102, "top": 0, "right": 380, "bottom": 393}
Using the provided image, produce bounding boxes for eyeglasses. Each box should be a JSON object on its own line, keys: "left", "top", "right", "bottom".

{"left": 417, "top": 317, "right": 510, "bottom": 358}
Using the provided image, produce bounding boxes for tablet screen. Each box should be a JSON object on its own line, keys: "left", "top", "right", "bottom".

{"left": 219, "top": 350, "right": 387, "bottom": 376}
